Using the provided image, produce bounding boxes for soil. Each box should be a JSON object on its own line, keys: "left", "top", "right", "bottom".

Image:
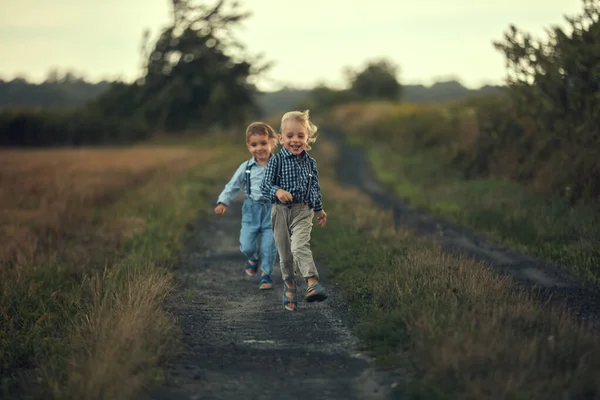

{"left": 142, "top": 197, "right": 402, "bottom": 400}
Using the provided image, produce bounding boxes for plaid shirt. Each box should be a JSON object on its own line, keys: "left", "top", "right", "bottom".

{"left": 260, "top": 147, "right": 323, "bottom": 212}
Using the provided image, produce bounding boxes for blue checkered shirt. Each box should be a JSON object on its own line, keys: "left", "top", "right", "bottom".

{"left": 260, "top": 147, "right": 323, "bottom": 212}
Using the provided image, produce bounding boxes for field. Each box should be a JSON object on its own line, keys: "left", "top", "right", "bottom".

{"left": 3, "top": 1, "right": 599, "bottom": 397}
{"left": 1, "top": 127, "right": 599, "bottom": 399}
{"left": 0, "top": 139, "right": 246, "bottom": 399}
{"left": 326, "top": 101, "right": 600, "bottom": 283}
{"left": 311, "top": 139, "right": 600, "bottom": 399}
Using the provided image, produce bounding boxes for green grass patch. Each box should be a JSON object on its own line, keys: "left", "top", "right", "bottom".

{"left": 312, "top": 182, "right": 600, "bottom": 399}
{"left": 362, "top": 142, "right": 600, "bottom": 283}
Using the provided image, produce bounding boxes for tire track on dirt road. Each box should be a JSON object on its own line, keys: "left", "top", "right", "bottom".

{"left": 326, "top": 129, "right": 600, "bottom": 327}
{"left": 143, "top": 199, "right": 401, "bottom": 400}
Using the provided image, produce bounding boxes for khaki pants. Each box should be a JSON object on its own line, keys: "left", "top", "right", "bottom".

{"left": 271, "top": 203, "right": 319, "bottom": 281}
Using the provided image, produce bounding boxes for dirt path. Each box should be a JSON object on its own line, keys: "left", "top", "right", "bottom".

{"left": 143, "top": 199, "right": 399, "bottom": 400}
{"left": 326, "top": 129, "right": 600, "bottom": 326}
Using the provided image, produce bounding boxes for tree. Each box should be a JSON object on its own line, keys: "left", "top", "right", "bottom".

{"left": 494, "top": 0, "right": 600, "bottom": 145}
{"left": 345, "top": 59, "right": 402, "bottom": 101}
{"left": 493, "top": 0, "right": 600, "bottom": 201}
{"left": 93, "top": 0, "right": 270, "bottom": 132}
{"left": 296, "top": 83, "right": 357, "bottom": 112}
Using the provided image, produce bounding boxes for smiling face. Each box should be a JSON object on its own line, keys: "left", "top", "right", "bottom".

{"left": 279, "top": 119, "right": 310, "bottom": 156}
{"left": 246, "top": 133, "right": 274, "bottom": 163}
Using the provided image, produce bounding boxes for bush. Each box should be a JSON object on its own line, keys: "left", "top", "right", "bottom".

{"left": 0, "top": 108, "right": 151, "bottom": 147}
{"left": 328, "top": 91, "right": 600, "bottom": 204}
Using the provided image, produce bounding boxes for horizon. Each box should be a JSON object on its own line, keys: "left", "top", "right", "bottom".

{"left": 0, "top": 74, "right": 505, "bottom": 93}
{"left": 0, "top": 0, "right": 582, "bottom": 91}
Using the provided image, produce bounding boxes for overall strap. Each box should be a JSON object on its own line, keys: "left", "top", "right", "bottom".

{"left": 304, "top": 159, "right": 314, "bottom": 203}
{"left": 275, "top": 152, "right": 282, "bottom": 187}
{"left": 244, "top": 160, "right": 252, "bottom": 197}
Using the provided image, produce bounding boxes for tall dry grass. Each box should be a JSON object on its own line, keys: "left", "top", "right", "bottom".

{"left": 0, "top": 147, "right": 207, "bottom": 267}
{"left": 0, "top": 146, "right": 216, "bottom": 399}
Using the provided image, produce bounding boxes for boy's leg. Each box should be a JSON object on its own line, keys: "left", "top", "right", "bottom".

{"left": 289, "top": 205, "right": 319, "bottom": 279}
{"left": 271, "top": 205, "right": 294, "bottom": 281}
{"left": 259, "top": 204, "right": 277, "bottom": 277}
{"left": 272, "top": 205, "right": 297, "bottom": 310}
{"left": 239, "top": 200, "right": 260, "bottom": 275}
{"left": 259, "top": 228, "right": 277, "bottom": 276}
{"left": 240, "top": 222, "right": 259, "bottom": 260}
{"left": 290, "top": 205, "right": 327, "bottom": 302}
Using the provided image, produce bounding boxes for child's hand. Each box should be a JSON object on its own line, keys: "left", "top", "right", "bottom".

{"left": 315, "top": 210, "right": 327, "bottom": 228}
{"left": 214, "top": 203, "right": 227, "bottom": 215}
{"left": 276, "top": 189, "right": 293, "bottom": 203}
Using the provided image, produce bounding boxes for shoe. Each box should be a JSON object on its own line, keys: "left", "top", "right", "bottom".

{"left": 259, "top": 274, "right": 273, "bottom": 290}
{"left": 304, "top": 283, "right": 328, "bottom": 303}
{"left": 244, "top": 260, "right": 258, "bottom": 276}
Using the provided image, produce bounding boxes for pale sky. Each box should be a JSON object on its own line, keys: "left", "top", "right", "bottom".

{"left": 0, "top": 0, "right": 582, "bottom": 91}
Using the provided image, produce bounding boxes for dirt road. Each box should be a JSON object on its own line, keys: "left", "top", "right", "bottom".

{"left": 144, "top": 198, "right": 399, "bottom": 400}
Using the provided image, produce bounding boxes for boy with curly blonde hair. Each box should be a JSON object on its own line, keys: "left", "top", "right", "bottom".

{"left": 260, "top": 110, "right": 328, "bottom": 311}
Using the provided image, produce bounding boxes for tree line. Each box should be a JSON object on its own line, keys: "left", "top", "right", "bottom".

{"left": 0, "top": 0, "right": 268, "bottom": 147}
{"left": 2, "top": 0, "right": 599, "bottom": 207}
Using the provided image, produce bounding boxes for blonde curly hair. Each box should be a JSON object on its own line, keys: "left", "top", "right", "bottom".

{"left": 280, "top": 109, "right": 318, "bottom": 150}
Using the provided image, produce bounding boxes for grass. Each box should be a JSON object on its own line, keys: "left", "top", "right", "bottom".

{"left": 325, "top": 101, "right": 600, "bottom": 284}
{"left": 5, "top": 123, "right": 597, "bottom": 400}
{"left": 364, "top": 143, "right": 600, "bottom": 284}
{"left": 311, "top": 139, "right": 600, "bottom": 399}
{"left": 0, "top": 139, "right": 247, "bottom": 399}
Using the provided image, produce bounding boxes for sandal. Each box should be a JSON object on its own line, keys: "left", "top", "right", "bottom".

{"left": 258, "top": 274, "right": 273, "bottom": 290}
{"left": 282, "top": 282, "right": 297, "bottom": 311}
{"left": 244, "top": 260, "right": 258, "bottom": 277}
{"left": 304, "top": 283, "right": 328, "bottom": 303}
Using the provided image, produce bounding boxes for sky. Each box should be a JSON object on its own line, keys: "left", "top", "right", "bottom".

{"left": 0, "top": 0, "right": 583, "bottom": 91}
